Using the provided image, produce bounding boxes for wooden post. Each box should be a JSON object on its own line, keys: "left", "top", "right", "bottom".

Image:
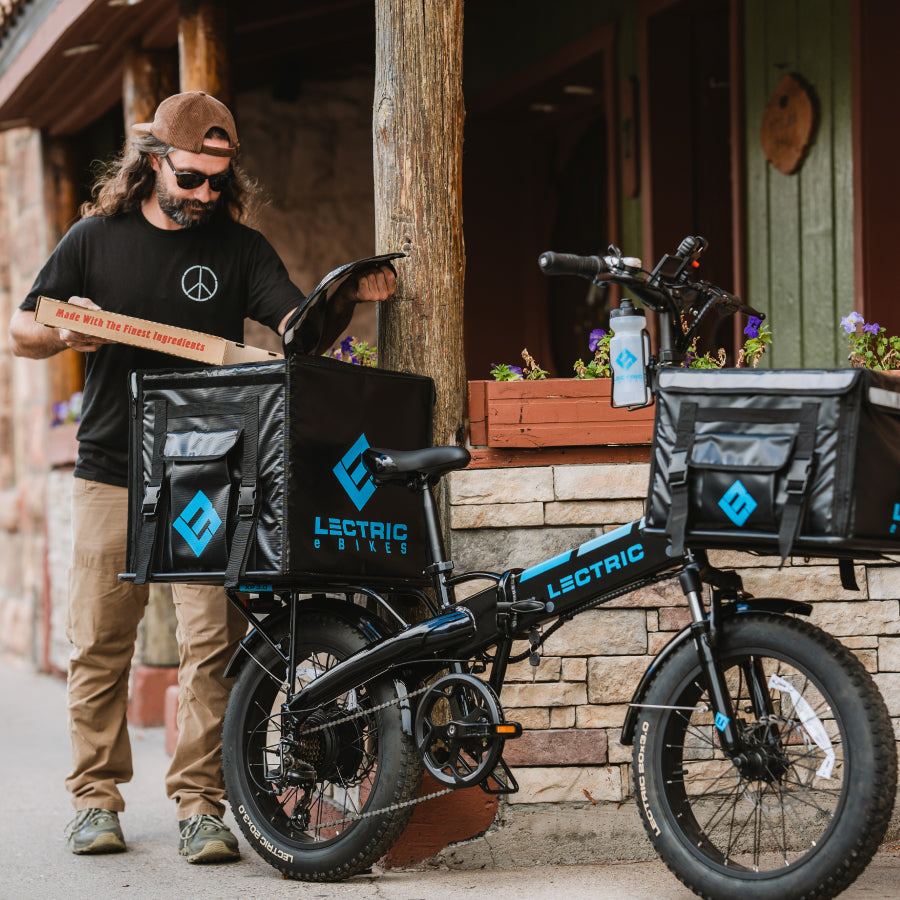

{"left": 372, "top": 12, "right": 496, "bottom": 855}
{"left": 41, "top": 138, "right": 82, "bottom": 407}
{"left": 177, "top": 0, "right": 231, "bottom": 102}
{"left": 373, "top": 0, "right": 466, "bottom": 455}
{"left": 123, "top": 45, "right": 178, "bottom": 132}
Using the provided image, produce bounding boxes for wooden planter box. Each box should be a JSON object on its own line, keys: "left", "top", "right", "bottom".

{"left": 468, "top": 379, "right": 655, "bottom": 448}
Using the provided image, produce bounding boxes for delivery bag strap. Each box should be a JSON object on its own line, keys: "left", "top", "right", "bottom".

{"left": 665, "top": 402, "right": 699, "bottom": 556}
{"left": 225, "top": 398, "right": 260, "bottom": 589}
{"left": 777, "top": 403, "right": 818, "bottom": 563}
{"left": 134, "top": 400, "right": 168, "bottom": 585}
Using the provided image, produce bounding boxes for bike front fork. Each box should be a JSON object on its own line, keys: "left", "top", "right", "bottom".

{"left": 680, "top": 558, "right": 745, "bottom": 755}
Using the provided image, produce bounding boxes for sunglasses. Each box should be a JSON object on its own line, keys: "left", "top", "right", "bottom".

{"left": 163, "top": 155, "right": 232, "bottom": 192}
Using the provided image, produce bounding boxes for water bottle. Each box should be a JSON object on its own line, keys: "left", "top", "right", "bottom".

{"left": 609, "top": 300, "right": 651, "bottom": 407}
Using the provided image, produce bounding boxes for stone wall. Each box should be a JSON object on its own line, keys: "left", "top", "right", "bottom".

{"left": 447, "top": 460, "right": 900, "bottom": 839}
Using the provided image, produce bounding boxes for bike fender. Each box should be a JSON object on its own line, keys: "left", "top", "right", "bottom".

{"left": 223, "top": 597, "right": 392, "bottom": 679}
{"left": 619, "top": 597, "right": 812, "bottom": 745}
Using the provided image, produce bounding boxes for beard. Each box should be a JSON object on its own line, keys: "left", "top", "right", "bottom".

{"left": 156, "top": 180, "right": 218, "bottom": 229}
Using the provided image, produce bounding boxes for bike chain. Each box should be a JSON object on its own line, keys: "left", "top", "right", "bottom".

{"left": 278, "top": 680, "right": 461, "bottom": 826}
{"left": 288, "top": 680, "right": 431, "bottom": 735}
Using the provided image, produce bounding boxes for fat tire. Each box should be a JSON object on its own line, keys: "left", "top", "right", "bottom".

{"left": 632, "top": 614, "right": 896, "bottom": 900}
{"left": 223, "top": 612, "right": 422, "bottom": 881}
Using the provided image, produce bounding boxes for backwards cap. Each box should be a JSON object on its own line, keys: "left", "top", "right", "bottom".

{"left": 132, "top": 91, "right": 239, "bottom": 158}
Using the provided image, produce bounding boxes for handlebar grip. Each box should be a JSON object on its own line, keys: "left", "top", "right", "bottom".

{"left": 676, "top": 236, "right": 700, "bottom": 259}
{"left": 538, "top": 251, "right": 605, "bottom": 279}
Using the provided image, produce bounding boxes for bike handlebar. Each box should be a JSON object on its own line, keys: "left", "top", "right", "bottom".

{"left": 537, "top": 236, "right": 764, "bottom": 360}
{"left": 537, "top": 252, "right": 606, "bottom": 279}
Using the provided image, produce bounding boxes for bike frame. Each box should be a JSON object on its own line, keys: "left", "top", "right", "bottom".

{"left": 223, "top": 237, "right": 787, "bottom": 762}
{"left": 225, "top": 470, "right": 794, "bottom": 757}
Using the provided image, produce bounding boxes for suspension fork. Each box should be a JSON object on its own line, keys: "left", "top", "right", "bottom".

{"left": 680, "top": 558, "right": 742, "bottom": 755}
{"left": 743, "top": 656, "right": 776, "bottom": 720}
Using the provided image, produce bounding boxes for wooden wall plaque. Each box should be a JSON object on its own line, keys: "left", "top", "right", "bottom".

{"left": 760, "top": 73, "right": 818, "bottom": 175}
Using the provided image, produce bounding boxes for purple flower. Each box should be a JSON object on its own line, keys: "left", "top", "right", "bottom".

{"left": 864, "top": 322, "right": 880, "bottom": 335}
{"left": 743, "top": 316, "right": 762, "bottom": 338}
{"left": 509, "top": 365, "right": 523, "bottom": 376}
{"left": 589, "top": 329, "right": 607, "bottom": 352}
{"left": 841, "top": 311, "right": 864, "bottom": 333}
{"left": 340, "top": 336, "right": 354, "bottom": 355}
{"left": 52, "top": 401, "right": 68, "bottom": 426}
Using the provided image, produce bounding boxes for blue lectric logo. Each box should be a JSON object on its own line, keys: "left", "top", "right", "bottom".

{"left": 718, "top": 479, "right": 757, "bottom": 527}
{"left": 615, "top": 348, "right": 638, "bottom": 370}
{"left": 714, "top": 712, "right": 730, "bottom": 732}
{"left": 891, "top": 503, "right": 900, "bottom": 535}
{"left": 334, "top": 434, "right": 377, "bottom": 512}
{"left": 172, "top": 490, "right": 222, "bottom": 557}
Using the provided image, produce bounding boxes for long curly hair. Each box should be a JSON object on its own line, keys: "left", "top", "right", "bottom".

{"left": 79, "top": 128, "right": 258, "bottom": 223}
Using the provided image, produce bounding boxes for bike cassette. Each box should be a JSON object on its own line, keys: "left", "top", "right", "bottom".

{"left": 414, "top": 673, "right": 522, "bottom": 788}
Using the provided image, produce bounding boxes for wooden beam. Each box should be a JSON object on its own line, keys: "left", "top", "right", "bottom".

{"left": 0, "top": 0, "right": 176, "bottom": 134}
{"left": 177, "top": 0, "right": 230, "bottom": 102}
{"left": 374, "top": 0, "right": 465, "bottom": 556}
{"left": 123, "top": 43, "right": 177, "bottom": 131}
{"left": 0, "top": 0, "right": 94, "bottom": 113}
{"left": 41, "top": 136, "right": 82, "bottom": 408}
{"left": 373, "top": 0, "right": 465, "bottom": 451}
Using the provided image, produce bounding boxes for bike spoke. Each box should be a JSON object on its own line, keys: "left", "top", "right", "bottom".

{"left": 654, "top": 649, "right": 847, "bottom": 874}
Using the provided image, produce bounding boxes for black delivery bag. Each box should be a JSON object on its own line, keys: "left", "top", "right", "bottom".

{"left": 125, "top": 355, "right": 435, "bottom": 587}
{"left": 644, "top": 367, "right": 900, "bottom": 558}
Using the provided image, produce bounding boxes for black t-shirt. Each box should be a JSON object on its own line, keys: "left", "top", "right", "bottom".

{"left": 22, "top": 210, "right": 304, "bottom": 486}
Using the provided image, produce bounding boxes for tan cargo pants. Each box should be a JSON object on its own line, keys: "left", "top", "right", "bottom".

{"left": 65, "top": 478, "right": 246, "bottom": 819}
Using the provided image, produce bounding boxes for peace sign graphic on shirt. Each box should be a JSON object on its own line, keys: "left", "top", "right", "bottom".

{"left": 181, "top": 265, "right": 219, "bottom": 302}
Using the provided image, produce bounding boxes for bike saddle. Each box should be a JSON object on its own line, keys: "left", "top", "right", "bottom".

{"left": 363, "top": 446, "right": 471, "bottom": 484}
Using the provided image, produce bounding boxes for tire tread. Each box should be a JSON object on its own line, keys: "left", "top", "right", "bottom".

{"left": 223, "top": 612, "right": 423, "bottom": 881}
{"left": 633, "top": 614, "right": 896, "bottom": 900}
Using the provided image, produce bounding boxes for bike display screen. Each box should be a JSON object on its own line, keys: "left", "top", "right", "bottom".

{"left": 652, "top": 253, "right": 689, "bottom": 282}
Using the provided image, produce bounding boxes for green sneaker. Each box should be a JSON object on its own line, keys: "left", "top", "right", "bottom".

{"left": 178, "top": 814, "right": 240, "bottom": 863}
{"left": 65, "top": 808, "right": 126, "bottom": 854}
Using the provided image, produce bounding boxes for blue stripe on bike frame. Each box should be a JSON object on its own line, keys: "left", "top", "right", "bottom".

{"left": 575, "top": 521, "right": 635, "bottom": 557}
{"left": 519, "top": 549, "right": 573, "bottom": 583}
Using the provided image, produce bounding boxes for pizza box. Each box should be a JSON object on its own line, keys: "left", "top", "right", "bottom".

{"left": 34, "top": 296, "right": 282, "bottom": 365}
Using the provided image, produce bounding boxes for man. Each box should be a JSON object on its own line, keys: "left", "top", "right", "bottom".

{"left": 8, "top": 91, "right": 395, "bottom": 863}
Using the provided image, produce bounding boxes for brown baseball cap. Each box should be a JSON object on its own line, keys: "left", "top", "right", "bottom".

{"left": 132, "top": 91, "right": 239, "bottom": 158}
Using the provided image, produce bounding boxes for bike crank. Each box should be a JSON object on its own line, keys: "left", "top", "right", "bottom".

{"left": 413, "top": 673, "right": 522, "bottom": 788}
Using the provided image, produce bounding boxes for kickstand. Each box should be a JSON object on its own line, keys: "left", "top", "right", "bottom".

{"left": 479, "top": 756, "right": 519, "bottom": 795}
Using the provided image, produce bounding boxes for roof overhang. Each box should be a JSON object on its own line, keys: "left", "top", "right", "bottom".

{"left": 0, "top": 0, "right": 175, "bottom": 135}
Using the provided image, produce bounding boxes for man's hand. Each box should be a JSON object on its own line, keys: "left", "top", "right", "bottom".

{"left": 331, "top": 263, "right": 398, "bottom": 314}
{"left": 276, "top": 262, "right": 399, "bottom": 353}
{"left": 58, "top": 297, "right": 114, "bottom": 353}
{"left": 352, "top": 264, "right": 397, "bottom": 303}
{"left": 10, "top": 295, "right": 112, "bottom": 359}
{"left": 310, "top": 263, "right": 398, "bottom": 353}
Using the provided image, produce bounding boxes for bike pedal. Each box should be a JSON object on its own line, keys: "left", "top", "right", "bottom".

{"left": 496, "top": 721, "right": 522, "bottom": 739}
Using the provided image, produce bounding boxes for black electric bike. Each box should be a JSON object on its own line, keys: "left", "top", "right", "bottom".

{"left": 220, "top": 239, "right": 897, "bottom": 900}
